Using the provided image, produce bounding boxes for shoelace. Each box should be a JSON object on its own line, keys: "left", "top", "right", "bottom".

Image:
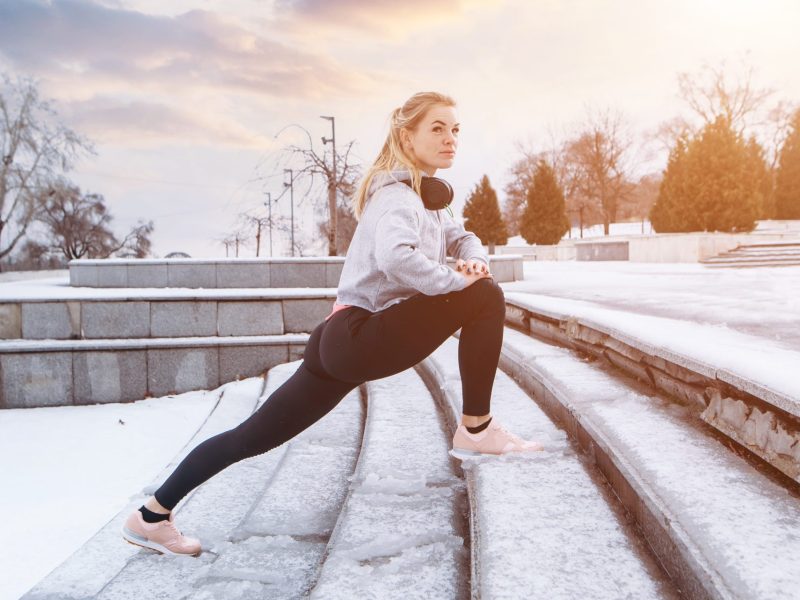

{"left": 160, "top": 519, "right": 184, "bottom": 544}
{"left": 494, "top": 422, "right": 526, "bottom": 446}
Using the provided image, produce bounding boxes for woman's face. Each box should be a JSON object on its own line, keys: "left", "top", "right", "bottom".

{"left": 402, "top": 104, "right": 459, "bottom": 176}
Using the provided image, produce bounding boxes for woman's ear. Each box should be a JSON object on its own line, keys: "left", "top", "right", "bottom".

{"left": 400, "top": 128, "right": 412, "bottom": 151}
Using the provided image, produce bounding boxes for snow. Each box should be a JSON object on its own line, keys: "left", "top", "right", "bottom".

{"left": 311, "top": 369, "right": 467, "bottom": 599}
{"left": 426, "top": 338, "right": 672, "bottom": 600}
{"left": 0, "top": 386, "right": 219, "bottom": 600}
{"left": 0, "top": 275, "right": 335, "bottom": 301}
{"left": 501, "top": 326, "right": 800, "bottom": 599}
{"left": 504, "top": 261, "right": 800, "bottom": 348}
{"left": 503, "top": 290, "right": 800, "bottom": 417}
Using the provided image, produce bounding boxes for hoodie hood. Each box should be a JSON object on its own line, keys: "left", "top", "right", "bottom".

{"left": 366, "top": 169, "right": 415, "bottom": 200}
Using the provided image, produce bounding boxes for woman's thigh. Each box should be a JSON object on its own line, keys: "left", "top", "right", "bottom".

{"left": 319, "top": 278, "right": 504, "bottom": 383}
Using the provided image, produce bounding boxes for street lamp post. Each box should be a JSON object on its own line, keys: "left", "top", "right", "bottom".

{"left": 283, "top": 169, "right": 295, "bottom": 257}
{"left": 321, "top": 115, "right": 337, "bottom": 256}
{"left": 264, "top": 191, "right": 273, "bottom": 257}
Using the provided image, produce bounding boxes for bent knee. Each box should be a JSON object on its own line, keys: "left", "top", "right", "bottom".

{"left": 474, "top": 277, "right": 505, "bottom": 309}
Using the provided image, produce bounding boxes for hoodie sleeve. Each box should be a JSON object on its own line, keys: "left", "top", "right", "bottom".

{"left": 442, "top": 216, "right": 490, "bottom": 265}
{"left": 374, "top": 203, "right": 468, "bottom": 296}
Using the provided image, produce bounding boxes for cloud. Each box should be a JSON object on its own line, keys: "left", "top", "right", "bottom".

{"left": 0, "top": 0, "right": 373, "bottom": 100}
{"left": 274, "top": 0, "right": 503, "bottom": 39}
{"left": 59, "top": 96, "right": 275, "bottom": 147}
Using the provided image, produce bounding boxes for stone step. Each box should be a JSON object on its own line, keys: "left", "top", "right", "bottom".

{"left": 22, "top": 376, "right": 270, "bottom": 600}
{"left": 92, "top": 362, "right": 364, "bottom": 600}
{"left": 503, "top": 292, "right": 800, "bottom": 483}
{"left": 702, "top": 259, "right": 800, "bottom": 268}
{"left": 0, "top": 333, "right": 309, "bottom": 409}
{"left": 499, "top": 325, "right": 800, "bottom": 600}
{"left": 68, "top": 256, "right": 524, "bottom": 289}
{"left": 311, "top": 369, "right": 468, "bottom": 599}
{"left": 0, "top": 287, "right": 335, "bottom": 341}
{"left": 23, "top": 362, "right": 366, "bottom": 600}
{"left": 418, "top": 338, "right": 676, "bottom": 600}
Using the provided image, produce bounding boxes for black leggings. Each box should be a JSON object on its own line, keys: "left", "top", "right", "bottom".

{"left": 154, "top": 278, "right": 505, "bottom": 510}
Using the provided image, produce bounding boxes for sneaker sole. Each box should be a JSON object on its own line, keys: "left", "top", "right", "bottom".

{"left": 121, "top": 526, "right": 201, "bottom": 557}
{"left": 449, "top": 447, "right": 544, "bottom": 460}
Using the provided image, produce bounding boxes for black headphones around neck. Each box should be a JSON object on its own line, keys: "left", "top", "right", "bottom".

{"left": 401, "top": 177, "right": 453, "bottom": 211}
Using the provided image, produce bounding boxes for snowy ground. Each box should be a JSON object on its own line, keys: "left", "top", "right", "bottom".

{"left": 505, "top": 261, "right": 800, "bottom": 349}
{"left": 0, "top": 388, "right": 221, "bottom": 600}
{"left": 2, "top": 261, "right": 799, "bottom": 599}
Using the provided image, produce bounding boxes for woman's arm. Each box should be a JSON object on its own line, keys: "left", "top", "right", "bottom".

{"left": 442, "top": 215, "right": 490, "bottom": 265}
{"left": 374, "top": 204, "right": 468, "bottom": 296}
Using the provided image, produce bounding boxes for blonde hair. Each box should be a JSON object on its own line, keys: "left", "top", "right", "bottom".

{"left": 352, "top": 91, "right": 456, "bottom": 218}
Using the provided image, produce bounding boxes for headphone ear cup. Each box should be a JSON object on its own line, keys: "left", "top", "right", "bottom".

{"left": 419, "top": 177, "right": 453, "bottom": 210}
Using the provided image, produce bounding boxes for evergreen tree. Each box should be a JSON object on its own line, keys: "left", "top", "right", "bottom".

{"left": 463, "top": 175, "right": 508, "bottom": 252}
{"left": 775, "top": 109, "right": 800, "bottom": 219}
{"left": 650, "top": 116, "right": 760, "bottom": 233}
{"left": 519, "top": 160, "right": 570, "bottom": 245}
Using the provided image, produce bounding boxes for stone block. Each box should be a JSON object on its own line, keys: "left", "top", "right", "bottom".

{"left": 283, "top": 299, "right": 331, "bottom": 333}
{"left": 513, "top": 259, "right": 524, "bottom": 281}
{"left": 73, "top": 350, "right": 147, "bottom": 404}
{"left": 151, "top": 301, "right": 217, "bottom": 337}
{"left": 0, "top": 352, "right": 73, "bottom": 408}
{"left": 325, "top": 262, "right": 344, "bottom": 287}
{"left": 216, "top": 263, "right": 270, "bottom": 288}
{"left": 70, "top": 265, "right": 98, "bottom": 287}
{"left": 219, "top": 344, "right": 288, "bottom": 383}
{"left": 489, "top": 259, "right": 514, "bottom": 282}
{"left": 167, "top": 263, "right": 216, "bottom": 288}
{"left": 576, "top": 241, "right": 629, "bottom": 261}
{"left": 0, "top": 303, "right": 21, "bottom": 339}
{"left": 96, "top": 265, "right": 128, "bottom": 287}
{"left": 218, "top": 301, "right": 283, "bottom": 336}
{"left": 82, "top": 301, "right": 150, "bottom": 338}
{"left": 21, "top": 302, "right": 80, "bottom": 339}
{"left": 127, "top": 264, "right": 168, "bottom": 287}
{"left": 147, "top": 347, "right": 219, "bottom": 396}
{"left": 289, "top": 343, "right": 307, "bottom": 362}
{"left": 271, "top": 262, "right": 326, "bottom": 288}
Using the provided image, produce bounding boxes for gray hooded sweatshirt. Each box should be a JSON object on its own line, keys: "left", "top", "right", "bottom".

{"left": 336, "top": 170, "right": 489, "bottom": 312}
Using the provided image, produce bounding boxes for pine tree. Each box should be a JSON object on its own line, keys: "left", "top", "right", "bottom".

{"left": 650, "top": 136, "right": 692, "bottom": 232}
{"left": 463, "top": 175, "right": 508, "bottom": 253}
{"left": 775, "top": 109, "right": 800, "bottom": 219}
{"left": 519, "top": 160, "right": 570, "bottom": 245}
{"left": 650, "top": 116, "right": 760, "bottom": 233}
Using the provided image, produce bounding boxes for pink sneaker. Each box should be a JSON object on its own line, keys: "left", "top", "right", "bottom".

{"left": 450, "top": 419, "right": 543, "bottom": 459}
{"left": 121, "top": 510, "right": 201, "bottom": 556}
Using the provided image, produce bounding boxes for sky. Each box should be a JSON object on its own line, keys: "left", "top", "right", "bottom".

{"left": 1, "top": 0, "right": 798, "bottom": 258}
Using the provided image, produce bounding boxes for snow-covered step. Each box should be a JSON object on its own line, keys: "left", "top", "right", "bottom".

{"left": 418, "top": 338, "right": 675, "bottom": 600}
{"left": 311, "top": 369, "right": 468, "bottom": 600}
{"left": 91, "top": 362, "right": 362, "bottom": 600}
{"left": 22, "top": 375, "right": 273, "bottom": 599}
{"left": 501, "top": 326, "right": 800, "bottom": 600}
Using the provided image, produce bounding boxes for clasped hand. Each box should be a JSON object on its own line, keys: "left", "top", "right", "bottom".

{"left": 455, "top": 258, "right": 492, "bottom": 284}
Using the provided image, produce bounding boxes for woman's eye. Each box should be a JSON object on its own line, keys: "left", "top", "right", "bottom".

{"left": 452, "top": 128, "right": 460, "bottom": 135}
{"left": 433, "top": 126, "right": 442, "bottom": 133}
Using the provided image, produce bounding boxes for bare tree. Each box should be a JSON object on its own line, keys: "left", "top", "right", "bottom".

{"left": 272, "top": 125, "right": 361, "bottom": 255}
{"left": 677, "top": 61, "right": 773, "bottom": 135}
{"left": 0, "top": 74, "right": 92, "bottom": 262}
{"left": 564, "top": 108, "right": 635, "bottom": 235}
{"left": 37, "top": 180, "right": 153, "bottom": 259}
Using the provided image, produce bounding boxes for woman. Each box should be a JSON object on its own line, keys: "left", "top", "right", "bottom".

{"left": 122, "top": 91, "right": 543, "bottom": 557}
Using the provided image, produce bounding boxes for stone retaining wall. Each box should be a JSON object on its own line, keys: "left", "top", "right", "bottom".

{"left": 0, "top": 335, "right": 308, "bottom": 409}
{"left": 69, "top": 256, "right": 524, "bottom": 288}
{"left": 504, "top": 298, "right": 800, "bottom": 484}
